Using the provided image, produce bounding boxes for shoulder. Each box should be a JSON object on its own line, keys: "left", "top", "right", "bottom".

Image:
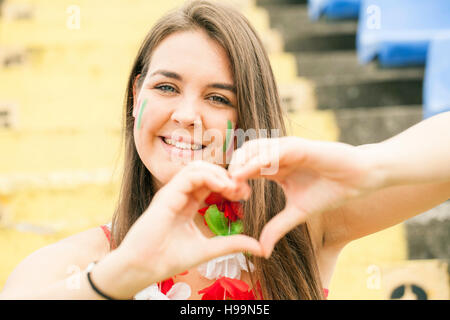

{"left": 1, "top": 226, "right": 110, "bottom": 295}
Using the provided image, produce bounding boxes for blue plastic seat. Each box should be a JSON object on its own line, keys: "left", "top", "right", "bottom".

{"left": 308, "top": 0, "right": 361, "bottom": 21}
{"left": 423, "top": 34, "right": 450, "bottom": 119}
{"left": 357, "top": 0, "right": 450, "bottom": 67}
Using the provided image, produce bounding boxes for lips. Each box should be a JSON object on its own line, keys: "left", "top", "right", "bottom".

{"left": 160, "top": 136, "right": 206, "bottom": 151}
{"left": 161, "top": 136, "right": 204, "bottom": 151}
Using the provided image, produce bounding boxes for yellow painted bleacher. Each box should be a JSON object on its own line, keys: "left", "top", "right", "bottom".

{"left": 0, "top": 0, "right": 409, "bottom": 299}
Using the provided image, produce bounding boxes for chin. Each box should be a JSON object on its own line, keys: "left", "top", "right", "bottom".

{"left": 146, "top": 159, "right": 185, "bottom": 187}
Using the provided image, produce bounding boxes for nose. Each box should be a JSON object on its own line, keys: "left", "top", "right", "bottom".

{"left": 170, "top": 98, "right": 201, "bottom": 128}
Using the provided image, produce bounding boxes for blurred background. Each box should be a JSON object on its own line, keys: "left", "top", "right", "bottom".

{"left": 0, "top": 0, "right": 449, "bottom": 299}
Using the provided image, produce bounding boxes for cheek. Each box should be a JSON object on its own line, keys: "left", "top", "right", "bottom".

{"left": 133, "top": 101, "right": 169, "bottom": 151}
{"left": 206, "top": 109, "right": 237, "bottom": 131}
{"left": 203, "top": 109, "right": 237, "bottom": 153}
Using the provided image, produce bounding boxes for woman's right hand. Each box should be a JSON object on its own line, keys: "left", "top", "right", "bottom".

{"left": 95, "top": 160, "right": 263, "bottom": 299}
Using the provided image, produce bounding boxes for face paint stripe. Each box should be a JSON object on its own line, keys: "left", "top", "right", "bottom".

{"left": 136, "top": 98, "right": 148, "bottom": 130}
{"left": 223, "top": 120, "right": 233, "bottom": 153}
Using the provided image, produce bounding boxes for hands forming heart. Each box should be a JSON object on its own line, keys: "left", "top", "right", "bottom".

{"left": 117, "top": 136, "right": 380, "bottom": 295}
{"left": 228, "top": 137, "right": 380, "bottom": 258}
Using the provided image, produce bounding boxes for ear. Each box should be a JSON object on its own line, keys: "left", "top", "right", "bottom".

{"left": 132, "top": 74, "right": 142, "bottom": 118}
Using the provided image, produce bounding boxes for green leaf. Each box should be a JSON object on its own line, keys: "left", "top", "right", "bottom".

{"left": 230, "top": 220, "right": 243, "bottom": 235}
{"left": 204, "top": 205, "right": 229, "bottom": 236}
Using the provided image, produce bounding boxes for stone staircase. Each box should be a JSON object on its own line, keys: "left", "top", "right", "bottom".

{"left": 257, "top": 0, "right": 424, "bottom": 145}
{"left": 257, "top": 0, "right": 449, "bottom": 299}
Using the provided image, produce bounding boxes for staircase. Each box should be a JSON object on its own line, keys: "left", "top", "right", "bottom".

{"left": 257, "top": 0, "right": 450, "bottom": 299}
{"left": 258, "top": 0, "right": 424, "bottom": 146}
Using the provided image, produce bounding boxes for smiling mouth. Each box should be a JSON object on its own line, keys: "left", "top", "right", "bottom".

{"left": 160, "top": 136, "right": 206, "bottom": 151}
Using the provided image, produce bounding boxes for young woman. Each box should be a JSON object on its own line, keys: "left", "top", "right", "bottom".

{"left": 1, "top": 0, "right": 449, "bottom": 300}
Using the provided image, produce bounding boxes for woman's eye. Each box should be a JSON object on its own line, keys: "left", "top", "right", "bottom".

{"left": 155, "top": 85, "right": 176, "bottom": 93}
{"left": 209, "top": 95, "right": 231, "bottom": 106}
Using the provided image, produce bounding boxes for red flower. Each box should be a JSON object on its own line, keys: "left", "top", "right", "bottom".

{"left": 157, "top": 278, "right": 174, "bottom": 295}
{"left": 198, "top": 192, "right": 244, "bottom": 222}
{"left": 198, "top": 277, "right": 256, "bottom": 300}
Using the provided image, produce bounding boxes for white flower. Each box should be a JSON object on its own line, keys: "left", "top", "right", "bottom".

{"left": 134, "top": 282, "right": 191, "bottom": 300}
{"left": 197, "top": 252, "right": 255, "bottom": 280}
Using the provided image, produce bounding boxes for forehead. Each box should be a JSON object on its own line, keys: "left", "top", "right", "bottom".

{"left": 148, "top": 30, "right": 234, "bottom": 83}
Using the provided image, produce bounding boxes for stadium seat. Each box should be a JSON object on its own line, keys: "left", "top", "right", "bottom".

{"left": 357, "top": 0, "right": 450, "bottom": 67}
{"left": 423, "top": 34, "right": 450, "bottom": 119}
{"left": 308, "top": 0, "right": 361, "bottom": 21}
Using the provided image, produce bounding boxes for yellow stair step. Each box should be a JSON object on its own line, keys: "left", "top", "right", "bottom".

{"left": 0, "top": 130, "right": 123, "bottom": 172}
{"left": 285, "top": 109, "right": 339, "bottom": 142}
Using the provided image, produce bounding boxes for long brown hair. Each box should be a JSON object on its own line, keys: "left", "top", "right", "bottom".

{"left": 111, "top": 0, "right": 324, "bottom": 299}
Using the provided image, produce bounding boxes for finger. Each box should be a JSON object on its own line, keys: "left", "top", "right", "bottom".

{"left": 188, "top": 171, "right": 234, "bottom": 198}
{"left": 228, "top": 138, "right": 271, "bottom": 175}
{"left": 231, "top": 153, "right": 276, "bottom": 181}
{"left": 229, "top": 138, "right": 287, "bottom": 182}
{"left": 205, "top": 234, "right": 264, "bottom": 259}
{"left": 175, "top": 162, "right": 249, "bottom": 202}
{"left": 189, "top": 161, "right": 251, "bottom": 201}
{"left": 258, "top": 207, "right": 307, "bottom": 259}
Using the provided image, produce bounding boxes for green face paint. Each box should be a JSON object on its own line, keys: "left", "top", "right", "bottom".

{"left": 136, "top": 98, "right": 148, "bottom": 130}
{"left": 223, "top": 119, "right": 233, "bottom": 153}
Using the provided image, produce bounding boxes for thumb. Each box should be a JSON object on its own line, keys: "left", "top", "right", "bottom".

{"left": 205, "top": 234, "right": 264, "bottom": 259}
{"left": 259, "top": 206, "right": 307, "bottom": 259}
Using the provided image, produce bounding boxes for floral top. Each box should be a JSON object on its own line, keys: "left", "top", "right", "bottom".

{"left": 100, "top": 193, "right": 328, "bottom": 300}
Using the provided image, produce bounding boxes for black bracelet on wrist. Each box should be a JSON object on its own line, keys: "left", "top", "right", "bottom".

{"left": 86, "top": 261, "right": 117, "bottom": 300}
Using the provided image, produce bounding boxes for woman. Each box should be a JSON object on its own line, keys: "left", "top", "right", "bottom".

{"left": 1, "top": 0, "right": 449, "bottom": 300}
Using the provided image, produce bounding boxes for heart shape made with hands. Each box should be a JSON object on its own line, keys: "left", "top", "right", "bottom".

{"left": 221, "top": 171, "right": 294, "bottom": 260}
{"left": 223, "top": 136, "right": 375, "bottom": 260}
{"left": 204, "top": 163, "right": 298, "bottom": 260}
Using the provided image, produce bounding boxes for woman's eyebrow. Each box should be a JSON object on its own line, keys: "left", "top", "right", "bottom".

{"left": 207, "top": 83, "right": 236, "bottom": 94}
{"left": 150, "top": 69, "right": 182, "bottom": 80}
{"left": 150, "top": 69, "right": 236, "bottom": 94}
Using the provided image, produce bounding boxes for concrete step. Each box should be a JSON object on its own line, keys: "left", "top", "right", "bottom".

{"left": 257, "top": 3, "right": 357, "bottom": 52}
{"left": 296, "top": 51, "right": 424, "bottom": 109}
{"left": 334, "top": 105, "right": 423, "bottom": 145}
{"left": 294, "top": 52, "right": 424, "bottom": 110}
{"left": 316, "top": 77, "right": 423, "bottom": 110}
{"left": 405, "top": 201, "right": 450, "bottom": 260}
{"left": 0, "top": 130, "right": 122, "bottom": 173}
{"left": 294, "top": 50, "right": 424, "bottom": 79}
{"left": 259, "top": 3, "right": 423, "bottom": 110}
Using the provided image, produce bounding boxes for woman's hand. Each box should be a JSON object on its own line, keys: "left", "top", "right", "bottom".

{"left": 114, "top": 160, "right": 263, "bottom": 297}
{"left": 228, "top": 137, "right": 384, "bottom": 258}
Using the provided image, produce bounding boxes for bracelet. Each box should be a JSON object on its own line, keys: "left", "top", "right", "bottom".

{"left": 86, "top": 261, "right": 117, "bottom": 300}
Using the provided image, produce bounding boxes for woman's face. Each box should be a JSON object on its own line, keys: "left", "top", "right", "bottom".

{"left": 133, "top": 30, "right": 238, "bottom": 187}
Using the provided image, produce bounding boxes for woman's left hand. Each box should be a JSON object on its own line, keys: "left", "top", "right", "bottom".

{"left": 228, "top": 137, "right": 383, "bottom": 258}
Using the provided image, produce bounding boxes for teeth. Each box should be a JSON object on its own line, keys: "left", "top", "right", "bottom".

{"left": 164, "top": 137, "right": 202, "bottom": 150}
